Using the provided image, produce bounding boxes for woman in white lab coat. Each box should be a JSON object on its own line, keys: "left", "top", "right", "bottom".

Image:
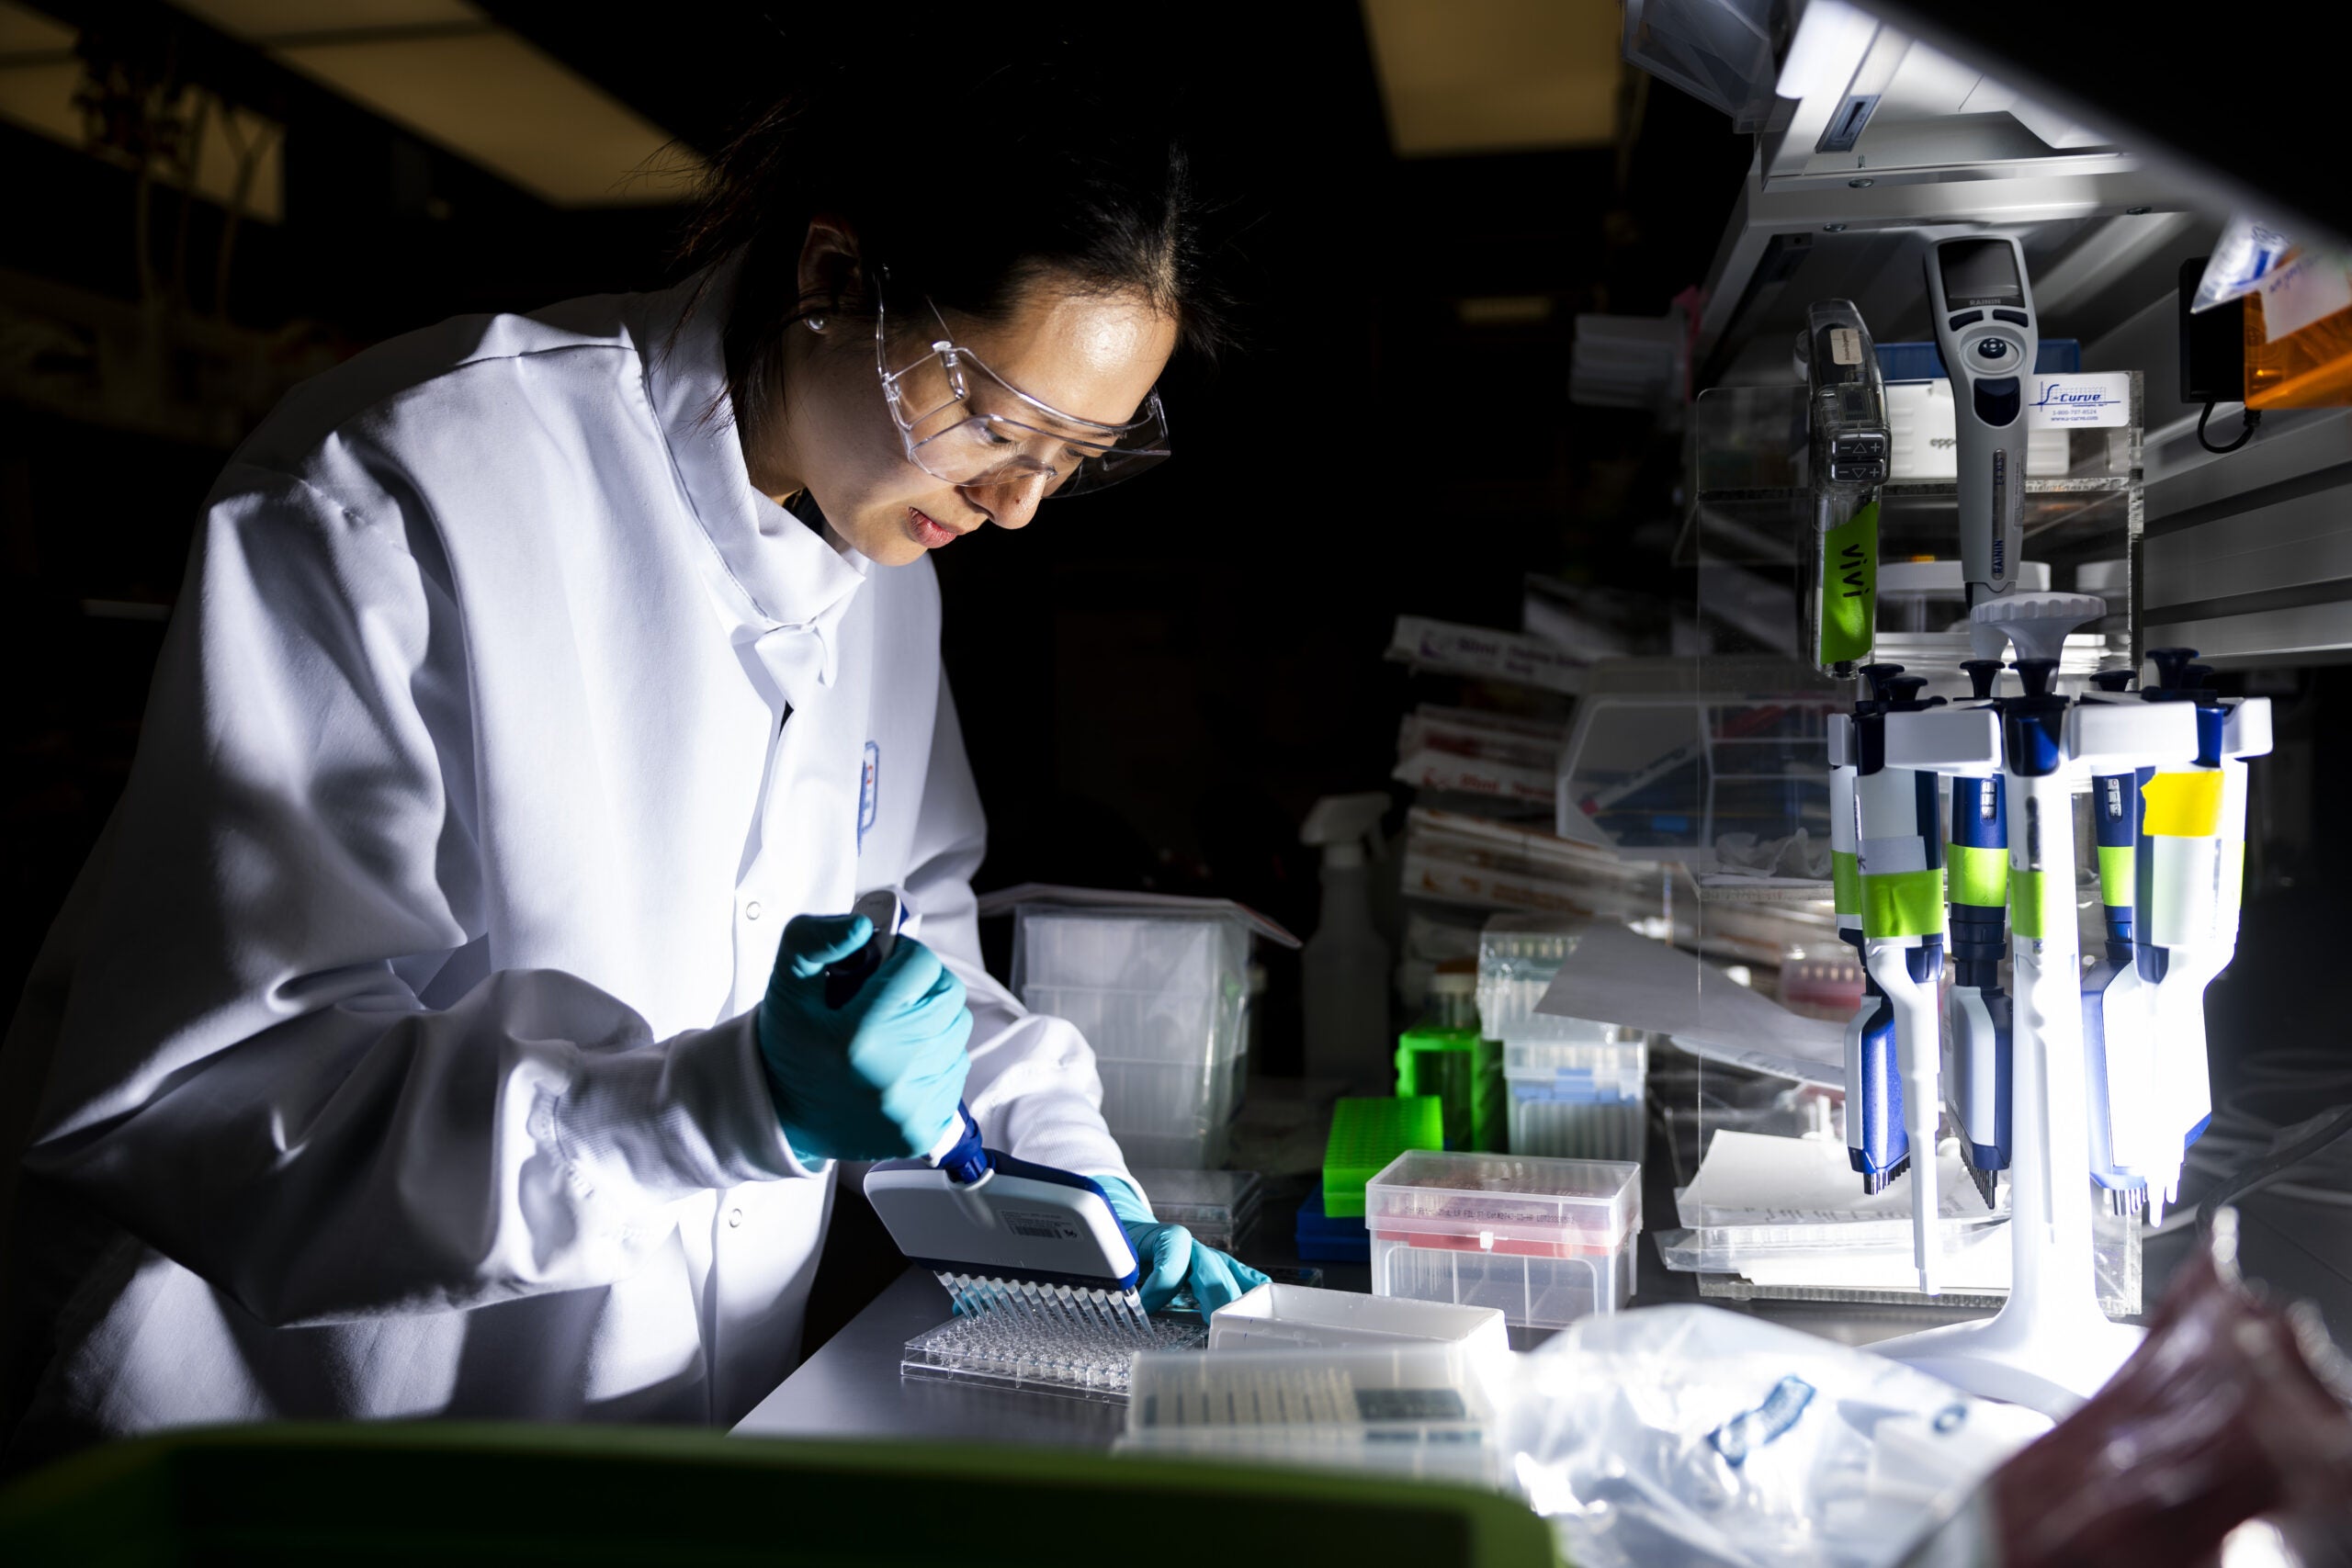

{"left": 0, "top": 57, "right": 1259, "bottom": 1459}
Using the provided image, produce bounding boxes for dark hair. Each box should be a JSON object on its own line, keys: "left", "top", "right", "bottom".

{"left": 677, "top": 47, "right": 1238, "bottom": 435}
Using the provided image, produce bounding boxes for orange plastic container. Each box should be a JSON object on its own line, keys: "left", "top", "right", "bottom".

{"left": 2245, "top": 275, "right": 2352, "bottom": 410}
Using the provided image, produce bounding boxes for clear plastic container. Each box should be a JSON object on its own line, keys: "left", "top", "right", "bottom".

{"left": 1014, "top": 908, "right": 1253, "bottom": 1170}
{"left": 1372, "top": 1235, "right": 1637, "bottom": 1328}
{"left": 1673, "top": 1192, "right": 2143, "bottom": 1318}
{"left": 901, "top": 1312, "right": 1208, "bottom": 1405}
{"left": 1474, "top": 920, "right": 1578, "bottom": 1040}
{"left": 1364, "top": 1150, "right": 1642, "bottom": 1256}
{"left": 1119, "top": 1343, "right": 1500, "bottom": 1482}
{"left": 1016, "top": 911, "right": 1246, "bottom": 998}
{"left": 1208, "top": 1282, "right": 1509, "bottom": 1359}
{"left": 1501, "top": 1028, "right": 1648, "bottom": 1162}
{"left": 1131, "top": 1168, "right": 1263, "bottom": 1253}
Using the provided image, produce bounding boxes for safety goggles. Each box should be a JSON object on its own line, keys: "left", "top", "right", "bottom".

{"left": 873, "top": 295, "right": 1170, "bottom": 498}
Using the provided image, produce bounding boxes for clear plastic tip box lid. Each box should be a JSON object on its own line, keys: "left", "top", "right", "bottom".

{"left": 1366, "top": 1150, "right": 1642, "bottom": 1256}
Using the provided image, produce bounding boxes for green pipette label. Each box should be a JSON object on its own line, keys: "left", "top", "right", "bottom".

{"left": 1816, "top": 500, "right": 1879, "bottom": 668}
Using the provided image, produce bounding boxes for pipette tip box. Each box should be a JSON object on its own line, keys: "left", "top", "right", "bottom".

{"left": 1365, "top": 1150, "right": 1643, "bottom": 1329}
{"left": 1117, "top": 1342, "right": 1501, "bottom": 1482}
{"left": 1295, "top": 1192, "right": 1370, "bottom": 1263}
{"left": 1209, "top": 1282, "right": 1508, "bottom": 1359}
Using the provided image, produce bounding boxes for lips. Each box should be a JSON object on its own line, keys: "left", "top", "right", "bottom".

{"left": 908, "top": 507, "right": 961, "bottom": 549}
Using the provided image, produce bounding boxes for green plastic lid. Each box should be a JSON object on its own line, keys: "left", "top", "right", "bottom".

{"left": 1323, "top": 1095, "right": 1444, "bottom": 1218}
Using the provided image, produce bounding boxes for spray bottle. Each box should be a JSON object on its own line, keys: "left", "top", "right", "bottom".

{"left": 1301, "top": 793, "right": 1394, "bottom": 1091}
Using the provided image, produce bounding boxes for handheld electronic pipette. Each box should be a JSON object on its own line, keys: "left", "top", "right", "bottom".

{"left": 1839, "top": 665, "right": 1906, "bottom": 1196}
{"left": 1925, "top": 236, "right": 2039, "bottom": 629}
{"left": 1946, "top": 659, "right": 2012, "bottom": 1210}
{"left": 1802, "top": 300, "right": 1890, "bottom": 677}
{"left": 1853, "top": 669, "right": 1951, "bottom": 1291}
{"left": 850, "top": 891, "right": 1152, "bottom": 1331}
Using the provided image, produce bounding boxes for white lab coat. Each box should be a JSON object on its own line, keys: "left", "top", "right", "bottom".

{"left": 1, "top": 265, "right": 1133, "bottom": 1452}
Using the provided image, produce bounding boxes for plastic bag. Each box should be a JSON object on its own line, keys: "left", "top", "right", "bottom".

{"left": 2192, "top": 213, "right": 2297, "bottom": 313}
{"left": 1502, "top": 1304, "right": 2049, "bottom": 1568}
{"left": 1898, "top": 1213, "right": 2352, "bottom": 1567}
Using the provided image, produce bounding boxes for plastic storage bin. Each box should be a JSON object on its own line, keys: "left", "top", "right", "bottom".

{"left": 1371, "top": 1235, "right": 1636, "bottom": 1328}
{"left": 1366, "top": 1151, "right": 1643, "bottom": 1329}
{"left": 1210, "top": 1283, "right": 1509, "bottom": 1360}
{"left": 1015, "top": 908, "right": 1250, "bottom": 1168}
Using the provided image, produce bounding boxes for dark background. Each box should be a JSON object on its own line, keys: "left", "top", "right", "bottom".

{"left": 0, "top": 1, "right": 1748, "bottom": 1066}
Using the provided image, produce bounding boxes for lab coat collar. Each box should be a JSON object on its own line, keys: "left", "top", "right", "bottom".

{"left": 636, "top": 263, "right": 870, "bottom": 686}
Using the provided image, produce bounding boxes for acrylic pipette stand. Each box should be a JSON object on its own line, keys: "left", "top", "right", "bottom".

{"left": 1872, "top": 593, "right": 2195, "bottom": 1417}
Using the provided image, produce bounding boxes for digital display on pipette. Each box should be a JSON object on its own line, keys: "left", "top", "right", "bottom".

{"left": 1938, "top": 240, "right": 2025, "bottom": 308}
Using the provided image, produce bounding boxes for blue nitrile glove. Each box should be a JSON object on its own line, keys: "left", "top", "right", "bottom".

{"left": 1096, "top": 1176, "right": 1270, "bottom": 1314}
{"left": 756, "top": 912, "right": 972, "bottom": 1163}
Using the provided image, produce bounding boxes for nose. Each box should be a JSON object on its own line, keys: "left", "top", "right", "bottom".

{"left": 957, "top": 470, "right": 1051, "bottom": 531}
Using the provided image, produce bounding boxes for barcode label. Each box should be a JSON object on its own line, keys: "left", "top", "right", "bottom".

{"left": 1001, "top": 1210, "right": 1080, "bottom": 1241}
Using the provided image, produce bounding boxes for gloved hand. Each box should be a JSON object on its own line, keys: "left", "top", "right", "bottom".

{"left": 756, "top": 912, "right": 972, "bottom": 1163}
{"left": 1096, "top": 1176, "right": 1271, "bottom": 1314}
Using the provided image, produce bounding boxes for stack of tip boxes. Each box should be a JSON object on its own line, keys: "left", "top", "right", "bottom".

{"left": 1476, "top": 921, "right": 1647, "bottom": 1161}
{"left": 1015, "top": 905, "right": 1251, "bottom": 1168}
{"left": 1368, "top": 1150, "right": 1642, "bottom": 1330}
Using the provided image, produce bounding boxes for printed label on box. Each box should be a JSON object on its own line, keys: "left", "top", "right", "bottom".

{"left": 2028, "top": 372, "right": 2132, "bottom": 428}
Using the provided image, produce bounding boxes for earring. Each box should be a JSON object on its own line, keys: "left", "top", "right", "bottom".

{"left": 805, "top": 315, "right": 827, "bottom": 333}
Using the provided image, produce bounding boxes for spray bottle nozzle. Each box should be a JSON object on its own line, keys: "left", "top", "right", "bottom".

{"left": 2011, "top": 659, "right": 2061, "bottom": 700}
{"left": 2090, "top": 670, "right": 2135, "bottom": 694}
{"left": 2147, "top": 647, "right": 2202, "bottom": 691}
{"left": 1301, "top": 792, "right": 1392, "bottom": 872}
{"left": 1959, "top": 660, "right": 2005, "bottom": 701}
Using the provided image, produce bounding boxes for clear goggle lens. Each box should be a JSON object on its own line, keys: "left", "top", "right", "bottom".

{"left": 876, "top": 306, "right": 1170, "bottom": 498}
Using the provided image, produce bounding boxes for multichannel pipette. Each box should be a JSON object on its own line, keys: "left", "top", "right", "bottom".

{"left": 1926, "top": 236, "right": 2039, "bottom": 630}
{"left": 1838, "top": 664, "right": 1907, "bottom": 1197}
{"left": 1852, "top": 668, "right": 1950, "bottom": 1290}
{"left": 854, "top": 891, "right": 1153, "bottom": 1335}
{"left": 1946, "top": 659, "right": 2012, "bottom": 1210}
{"left": 1802, "top": 299, "right": 1889, "bottom": 676}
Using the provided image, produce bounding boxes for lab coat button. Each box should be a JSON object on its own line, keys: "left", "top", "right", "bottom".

{"left": 728, "top": 1208, "right": 744, "bottom": 1228}
{"left": 744, "top": 900, "right": 763, "bottom": 920}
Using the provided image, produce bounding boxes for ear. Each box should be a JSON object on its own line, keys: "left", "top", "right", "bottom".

{"left": 797, "top": 215, "right": 865, "bottom": 318}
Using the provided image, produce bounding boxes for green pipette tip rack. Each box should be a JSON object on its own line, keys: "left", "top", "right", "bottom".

{"left": 1323, "top": 1095, "right": 1443, "bottom": 1218}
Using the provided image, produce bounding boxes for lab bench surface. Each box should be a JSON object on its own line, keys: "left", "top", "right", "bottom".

{"left": 734, "top": 1265, "right": 1130, "bottom": 1446}
{"left": 736, "top": 1256, "right": 1996, "bottom": 1449}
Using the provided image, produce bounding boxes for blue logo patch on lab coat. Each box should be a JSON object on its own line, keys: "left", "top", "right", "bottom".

{"left": 859, "top": 741, "right": 879, "bottom": 848}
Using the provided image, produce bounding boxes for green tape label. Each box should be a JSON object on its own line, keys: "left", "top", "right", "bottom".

{"left": 2009, "top": 868, "right": 2048, "bottom": 940}
{"left": 1948, "top": 842, "right": 2007, "bottom": 908}
{"left": 1861, "top": 867, "right": 1946, "bottom": 938}
{"left": 2098, "top": 845, "right": 2136, "bottom": 908}
{"left": 1816, "top": 501, "right": 1880, "bottom": 668}
{"left": 1831, "top": 850, "right": 1861, "bottom": 916}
